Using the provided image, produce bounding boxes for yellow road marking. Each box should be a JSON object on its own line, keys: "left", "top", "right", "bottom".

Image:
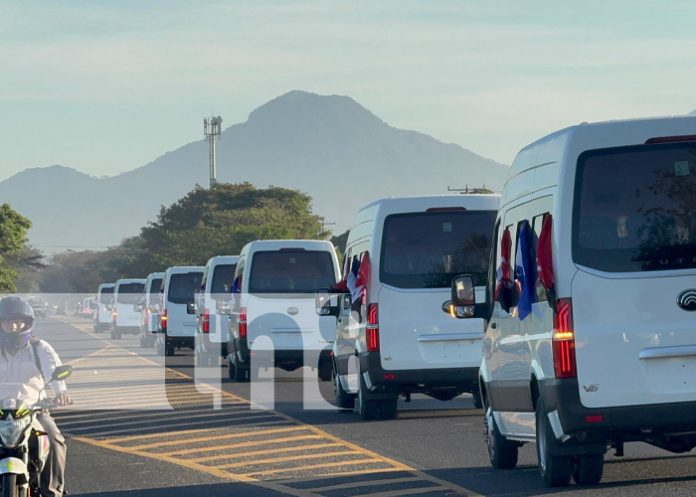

{"left": 127, "top": 426, "right": 309, "bottom": 451}
{"left": 219, "top": 450, "right": 354, "bottom": 469}
{"left": 305, "top": 476, "right": 424, "bottom": 492}
{"left": 167, "top": 434, "right": 324, "bottom": 458}
{"left": 242, "top": 458, "right": 386, "bottom": 477}
{"left": 215, "top": 443, "right": 345, "bottom": 466}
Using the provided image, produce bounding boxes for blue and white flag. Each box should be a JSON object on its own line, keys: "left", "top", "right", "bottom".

{"left": 515, "top": 221, "right": 535, "bottom": 320}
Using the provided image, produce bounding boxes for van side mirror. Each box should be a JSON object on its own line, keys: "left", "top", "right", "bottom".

{"left": 186, "top": 303, "right": 196, "bottom": 315}
{"left": 451, "top": 275, "right": 476, "bottom": 319}
{"left": 51, "top": 365, "right": 73, "bottom": 382}
{"left": 315, "top": 290, "right": 339, "bottom": 317}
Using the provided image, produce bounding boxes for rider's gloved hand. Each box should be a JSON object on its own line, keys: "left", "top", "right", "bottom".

{"left": 55, "top": 392, "right": 72, "bottom": 406}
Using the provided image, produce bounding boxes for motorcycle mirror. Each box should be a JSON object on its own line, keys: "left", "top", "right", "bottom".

{"left": 51, "top": 365, "right": 73, "bottom": 382}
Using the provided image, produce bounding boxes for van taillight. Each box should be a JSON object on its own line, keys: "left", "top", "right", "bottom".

{"left": 202, "top": 310, "right": 210, "bottom": 334}
{"left": 552, "top": 298, "right": 576, "bottom": 379}
{"left": 239, "top": 308, "right": 247, "bottom": 339}
{"left": 366, "top": 303, "right": 379, "bottom": 352}
{"left": 160, "top": 309, "right": 168, "bottom": 332}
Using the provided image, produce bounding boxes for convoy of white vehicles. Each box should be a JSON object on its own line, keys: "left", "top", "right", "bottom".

{"left": 82, "top": 116, "right": 696, "bottom": 488}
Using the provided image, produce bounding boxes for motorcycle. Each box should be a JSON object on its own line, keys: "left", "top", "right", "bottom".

{"left": 0, "top": 365, "right": 72, "bottom": 497}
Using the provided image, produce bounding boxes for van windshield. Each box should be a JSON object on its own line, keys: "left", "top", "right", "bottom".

{"left": 573, "top": 142, "right": 696, "bottom": 272}
{"left": 168, "top": 272, "right": 203, "bottom": 304}
{"left": 249, "top": 251, "right": 336, "bottom": 294}
{"left": 211, "top": 264, "right": 237, "bottom": 298}
{"left": 380, "top": 210, "right": 496, "bottom": 288}
{"left": 116, "top": 283, "right": 144, "bottom": 304}
{"left": 98, "top": 287, "right": 114, "bottom": 304}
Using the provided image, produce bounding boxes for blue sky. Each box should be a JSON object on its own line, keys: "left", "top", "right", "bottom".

{"left": 2, "top": 0, "right": 696, "bottom": 181}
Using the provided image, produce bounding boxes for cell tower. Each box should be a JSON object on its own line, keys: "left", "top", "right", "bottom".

{"left": 204, "top": 116, "right": 223, "bottom": 188}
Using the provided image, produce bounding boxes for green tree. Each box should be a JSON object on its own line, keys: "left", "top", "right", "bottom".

{"left": 0, "top": 204, "right": 32, "bottom": 292}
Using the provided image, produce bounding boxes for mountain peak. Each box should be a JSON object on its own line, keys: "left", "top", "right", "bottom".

{"left": 246, "top": 90, "right": 384, "bottom": 129}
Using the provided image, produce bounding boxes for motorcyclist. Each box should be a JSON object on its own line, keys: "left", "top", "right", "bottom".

{"left": 0, "top": 296, "right": 70, "bottom": 497}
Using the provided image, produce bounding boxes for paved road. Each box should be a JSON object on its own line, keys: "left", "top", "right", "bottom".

{"left": 36, "top": 316, "right": 696, "bottom": 497}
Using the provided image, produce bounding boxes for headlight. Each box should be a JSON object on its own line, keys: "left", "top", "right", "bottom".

{"left": 0, "top": 416, "right": 32, "bottom": 448}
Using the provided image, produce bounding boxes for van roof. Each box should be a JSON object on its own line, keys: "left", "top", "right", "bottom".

{"left": 114, "top": 278, "right": 146, "bottom": 285}
{"left": 241, "top": 239, "right": 335, "bottom": 253}
{"left": 164, "top": 266, "right": 204, "bottom": 276}
{"left": 97, "top": 283, "right": 115, "bottom": 289}
{"left": 145, "top": 272, "right": 165, "bottom": 280}
{"left": 357, "top": 194, "right": 500, "bottom": 214}
{"left": 204, "top": 255, "right": 240, "bottom": 267}
{"left": 512, "top": 115, "right": 696, "bottom": 177}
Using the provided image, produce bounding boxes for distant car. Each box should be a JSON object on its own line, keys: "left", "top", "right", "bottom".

{"left": 194, "top": 255, "right": 239, "bottom": 367}
{"left": 80, "top": 297, "right": 97, "bottom": 319}
{"left": 94, "top": 283, "right": 115, "bottom": 332}
{"left": 28, "top": 297, "right": 47, "bottom": 318}
{"left": 111, "top": 278, "right": 146, "bottom": 339}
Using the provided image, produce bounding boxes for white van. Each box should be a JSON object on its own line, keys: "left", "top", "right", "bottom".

{"left": 111, "top": 278, "right": 146, "bottom": 339}
{"left": 325, "top": 195, "right": 498, "bottom": 420}
{"left": 195, "top": 255, "right": 239, "bottom": 366}
{"left": 157, "top": 266, "right": 204, "bottom": 357}
{"left": 138, "top": 272, "right": 164, "bottom": 348}
{"left": 227, "top": 240, "right": 340, "bottom": 382}
{"left": 474, "top": 116, "right": 696, "bottom": 487}
{"left": 94, "top": 283, "right": 114, "bottom": 331}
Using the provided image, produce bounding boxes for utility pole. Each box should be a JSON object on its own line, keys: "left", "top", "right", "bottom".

{"left": 204, "top": 116, "right": 223, "bottom": 188}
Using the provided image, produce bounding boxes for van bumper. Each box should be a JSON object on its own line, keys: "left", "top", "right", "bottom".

{"left": 234, "top": 341, "right": 331, "bottom": 371}
{"left": 540, "top": 379, "right": 696, "bottom": 443}
{"left": 358, "top": 352, "right": 479, "bottom": 398}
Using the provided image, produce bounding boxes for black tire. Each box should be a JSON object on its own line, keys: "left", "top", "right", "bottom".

{"left": 165, "top": 340, "right": 175, "bottom": 357}
{"left": 573, "top": 454, "right": 604, "bottom": 485}
{"left": 357, "top": 375, "right": 379, "bottom": 420}
{"left": 334, "top": 373, "right": 355, "bottom": 410}
{"left": 484, "top": 405, "right": 518, "bottom": 469}
{"left": 318, "top": 358, "right": 333, "bottom": 382}
{"left": 379, "top": 398, "right": 398, "bottom": 420}
{"left": 473, "top": 388, "right": 483, "bottom": 409}
{"left": 2, "top": 473, "right": 18, "bottom": 497}
{"left": 228, "top": 354, "right": 248, "bottom": 382}
{"left": 536, "top": 400, "right": 573, "bottom": 487}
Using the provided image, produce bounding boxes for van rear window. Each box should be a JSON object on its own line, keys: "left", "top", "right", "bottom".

{"left": 211, "top": 264, "right": 237, "bottom": 297}
{"left": 380, "top": 210, "right": 497, "bottom": 288}
{"left": 249, "top": 251, "right": 336, "bottom": 294}
{"left": 98, "top": 287, "right": 114, "bottom": 303}
{"left": 168, "top": 273, "right": 203, "bottom": 304}
{"left": 573, "top": 142, "right": 696, "bottom": 272}
{"left": 149, "top": 278, "right": 162, "bottom": 295}
{"left": 116, "top": 283, "right": 144, "bottom": 304}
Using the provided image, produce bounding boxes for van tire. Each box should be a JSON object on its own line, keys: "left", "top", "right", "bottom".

{"left": 165, "top": 341, "right": 175, "bottom": 357}
{"left": 536, "top": 400, "right": 573, "bottom": 487}
{"left": 335, "top": 374, "right": 355, "bottom": 410}
{"left": 229, "top": 355, "right": 248, "bottom": 382}
{"left": 573, "top": 454, "right": 604, "bottom": 485}
{"left": 473, "top": 388, "right": 483, "bottom": 409}
{"left": 485, "top": 405, "right": 518, "bottom": 469}
{"left": 379, "top": 398, "right": 398, "bottom": 420}
{"left": 357, "top": 375, "right": 379, "bottom": 420}
{"left": 318, "top": 358, "right": 333, "bottom": 382}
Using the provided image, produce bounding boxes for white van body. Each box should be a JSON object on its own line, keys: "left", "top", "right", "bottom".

{"left": 112, "top": 278, "right": 146, "bottom": 339}
{"left": 94, "top": 283, "right": 115, "bottom": 332}
{"left": 227, "top": 240, "right": 340, "bottom": 382}
{"left": 138, "top": 272, "right": 164, "bottom": 348}
{"left": 157, "top": 266, "right": 204, "bottom": 357}
{"left": 331, "top": 195, "right": 499, "bottom": 419}
{"left": 195, "top": 255, "right": 239, "bottom": 365}
{"left": 480, "top": 116, "right": 696, "bottom": 487}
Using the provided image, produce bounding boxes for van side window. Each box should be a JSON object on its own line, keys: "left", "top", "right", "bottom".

{"left": 532, "top": 213, "right": 549, "bottom": 303}
{"left": 494, "top": 226, "right": 516, "bottom": 313}
{"left": 514, "top": 220, "right": 536, "bottom": 320}
{"left": 485, "top": 219, "right": 501, "bottom": 319}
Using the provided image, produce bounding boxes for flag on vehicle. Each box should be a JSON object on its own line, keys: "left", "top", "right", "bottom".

{"left": 495, "top": 227, "right": 516, "bottom": 313}
{"left": 515, "top": 220, "right": 535, "bottom": 320}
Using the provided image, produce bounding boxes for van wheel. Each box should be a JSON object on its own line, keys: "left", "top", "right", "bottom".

{"left": 379, "top": 398, "right": 398, "bottom": 420}
{"left": 472, "top": 388, "right": 483, "bottom": 409}
{"left": 335, "top": 374, "right": 355, "bottom": 410}
{"left": 165, "top": 342, "right": 175, "bottom": 357}
{"left": 536, "top": 400, "right": 573, "bottom": 487}
{"left": 573, "top": 454, "right": 604, "bottom": 485}
{"left": 484, "top": 405, "right": 518, "bottom": 469}
{"left": 357, "top": 375, "right": 379, "bottom": 420}
{"left": 318, "top": 358, "right": 333, "bottom": 382}
{"left": 229, "top": 355, "right": 248, "bottom": 382}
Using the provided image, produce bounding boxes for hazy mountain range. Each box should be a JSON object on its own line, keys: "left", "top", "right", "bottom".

{"left": 1, "top": 90, "right": 509, "bottom": 253}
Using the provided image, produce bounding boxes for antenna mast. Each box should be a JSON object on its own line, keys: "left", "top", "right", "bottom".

{"left": 204, "top": 116, "right": 223, "bottom": 188}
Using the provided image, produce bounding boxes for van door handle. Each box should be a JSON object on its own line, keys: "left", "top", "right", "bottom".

{"left": 490, "top": 322, "right": 497, "bottom": 329}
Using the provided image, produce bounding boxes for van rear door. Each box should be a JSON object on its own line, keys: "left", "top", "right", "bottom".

{"left": 246, "top": 250, "right": 337, "bottom": 351}
{"left": 572, "top": 142, "right": 696, "bottom": 408}
{"left": 378, "top": 210, "right": 496, "bottom": 371}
